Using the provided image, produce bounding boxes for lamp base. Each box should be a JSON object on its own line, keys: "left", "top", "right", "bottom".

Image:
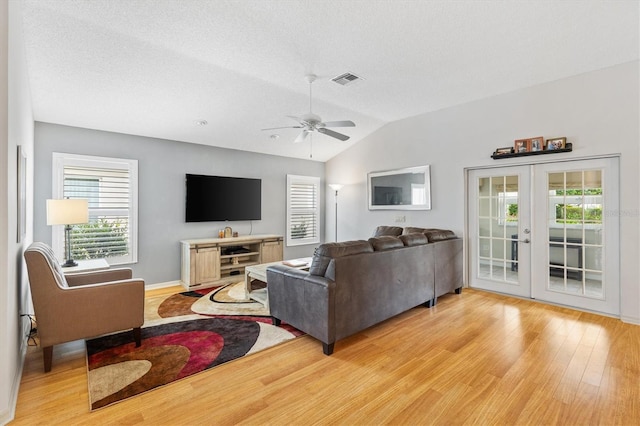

{"left": 61, "top": 259, "right": 79, "bottom": 268}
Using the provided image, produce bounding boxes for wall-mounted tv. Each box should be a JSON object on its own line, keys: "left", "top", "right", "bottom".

{"left": 185, "top": 174, "right": 262, "bottom": 222}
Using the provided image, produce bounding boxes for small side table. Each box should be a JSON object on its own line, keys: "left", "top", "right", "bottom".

{"left": 244, "top": 257, "right": 312, "bottom": 308}
{"left": 62, "top": 258, "right": 110, "bottom": 274}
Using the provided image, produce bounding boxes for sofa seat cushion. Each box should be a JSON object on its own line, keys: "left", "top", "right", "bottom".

{"left": 368, "top": 236, "right": 405, "bottom": 251}
{"left": 399, "top": 233, "right": 429, "bottom": 246}
{"left": 373, "top": 226, "right": 403, "bottom": 237}
{"left": 309, "top": 240, "right": 373, "bottom": 276}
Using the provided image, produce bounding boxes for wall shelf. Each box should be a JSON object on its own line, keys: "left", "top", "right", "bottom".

{"left": 491, "top": 143, "right": 572, "bottom": 160}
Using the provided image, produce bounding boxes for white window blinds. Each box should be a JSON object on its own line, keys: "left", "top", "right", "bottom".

{"left": 287, "top": 175, "right": 320, "bottom": 246}
{"left": 52, "top": 153, "right": 138, "bottom": 265}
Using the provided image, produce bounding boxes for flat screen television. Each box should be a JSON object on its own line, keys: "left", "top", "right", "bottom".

{"left": 185, "top": 174, "right": 261, "bottom": 222}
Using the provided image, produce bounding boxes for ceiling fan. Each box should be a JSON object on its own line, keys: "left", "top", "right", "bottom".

{"left": 262, "top": 74, "right": 355, "bottom": 143}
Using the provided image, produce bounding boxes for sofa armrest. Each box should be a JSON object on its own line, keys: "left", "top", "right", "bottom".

{"left": 65, "top": 268, "right": 133, "bottom": 286}
{"left": 267, "top": 265, "right": 335, "bottom": 345}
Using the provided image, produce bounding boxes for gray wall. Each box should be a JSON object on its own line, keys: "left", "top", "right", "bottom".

{"left": 33, "top": 123, "right": 325, "bottom": 285}
{"left": 326, "top": 61, "right": 640, "bottom": 323}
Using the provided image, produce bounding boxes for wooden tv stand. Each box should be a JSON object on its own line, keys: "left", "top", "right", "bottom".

{"left": 180, "top": 234, "right": 283, "bottom": 290}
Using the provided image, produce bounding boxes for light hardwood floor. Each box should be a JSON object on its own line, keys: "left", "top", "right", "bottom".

{"left": 11, "top": 287, "right": 640, "bottom": 425}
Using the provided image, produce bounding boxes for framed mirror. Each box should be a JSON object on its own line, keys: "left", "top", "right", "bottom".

{"left": 368, "top": 165, "right": 431, "bottom": 210}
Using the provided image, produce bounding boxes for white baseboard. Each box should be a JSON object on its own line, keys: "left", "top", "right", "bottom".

{"left": 145, "top": 280, "right": 183, "bottom": 291}
{"left": 621, "top": 315, "right": 640, "bottom": 325}
{"left": 2, "top": 319, "right": 32, "bottom": 425}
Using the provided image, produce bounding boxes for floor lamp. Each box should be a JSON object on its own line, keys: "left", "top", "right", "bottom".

{"left": 328, "top": 184, "right": 343, "bottom": 242}
{"left": 46, "top": 199, "right": 89, "bottom": 267}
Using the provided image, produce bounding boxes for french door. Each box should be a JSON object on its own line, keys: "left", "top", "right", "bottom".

{"left": 468, "top": 157, "right": 620, "bottom": 316}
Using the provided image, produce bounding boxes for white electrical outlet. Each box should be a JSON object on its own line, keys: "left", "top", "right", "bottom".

{"left": 395, "top": 215, "right": 406, "bottom": 223}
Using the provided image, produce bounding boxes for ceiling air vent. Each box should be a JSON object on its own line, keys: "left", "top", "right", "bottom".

{"left": 331, "top": 72, "right": 363, "bottom": 86}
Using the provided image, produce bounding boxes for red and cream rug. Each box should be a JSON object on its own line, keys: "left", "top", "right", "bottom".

{"left": 85, "top": 282, "right": 302, "bottom": 410}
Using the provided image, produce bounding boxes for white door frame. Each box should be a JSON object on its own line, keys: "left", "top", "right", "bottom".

{"left": 464, "top": 154, "right": 621, "bottom": 316}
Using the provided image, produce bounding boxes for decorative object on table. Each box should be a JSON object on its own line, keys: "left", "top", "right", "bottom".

{"left": 218, "top": 229, "right": 224, "bottom": 238}
{"left": 328, "top": 183, "right": 344, "bottom": 242}
{"left": 46, "top": 198, "right": 89, "bottom": 267}
{"left": 233, "top": 231, "right": 239, "bottom": 237}
{"left": 546, "top": 137, "right": 566, "bottom": 150}
{"left": 224, "top": 226, "right": 232, "bottom": 238}
{"left": 85, "top": 282, "right": 302, "bottom": 410}
{"left": 368, "top": 165, "right": 431, "bottom": 211}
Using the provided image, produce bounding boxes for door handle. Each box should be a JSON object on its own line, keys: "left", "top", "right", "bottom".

{"left": 519, "top": 238, "right": 530, "bottom": 243}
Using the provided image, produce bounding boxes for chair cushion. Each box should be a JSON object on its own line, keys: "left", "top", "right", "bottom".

{"left": 309, "top": 240, "right": 373, "bottom": 276}
{"left": 368, "top": 236, "right": 405, "bottom": 251}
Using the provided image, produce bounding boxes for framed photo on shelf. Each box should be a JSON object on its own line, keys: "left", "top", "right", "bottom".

{"left": 546, "top": 137, "right": 566, "bottom": 151}
{"left": 530, "top": 137, "right": 544, "bottom": 152}
{"left": 514, "top": 139, "right": 530, "bottom": 153}
{"left": 494, "top": 147, "right": 513, "bottom": 155}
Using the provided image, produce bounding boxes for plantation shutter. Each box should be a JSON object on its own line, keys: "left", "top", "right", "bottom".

{"left": 64, "top": 166, "right": 130, "bottom": 259}
{"left": 287, "top": 175, "right": 320, "bottom": 246}
{"left": 52, "top": 153, "right": 138, "bottom": 265}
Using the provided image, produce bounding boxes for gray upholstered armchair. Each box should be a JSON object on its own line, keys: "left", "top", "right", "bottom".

{"left": 24, "top": 242, "right": 145, "bottom": 372}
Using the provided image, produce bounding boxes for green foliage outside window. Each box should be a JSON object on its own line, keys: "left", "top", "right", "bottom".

{"left": 555, "top": 205, "right": 602, "bottom": 224}
{"left": 291, "top": 222, "right": 308, "bottom": 239}
{"left": 555, "top": 188, "right": 602, "bottom": 195}
{"left": 70, "top": 219, "right": 129, "bottom": 259}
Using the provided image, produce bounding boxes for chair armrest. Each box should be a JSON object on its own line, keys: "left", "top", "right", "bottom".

{"left": 65, "top": 268, "right": 133, "bottom": 286}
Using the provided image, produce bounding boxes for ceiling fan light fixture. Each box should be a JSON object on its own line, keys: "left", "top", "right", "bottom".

{"left": 262, "top": 73, "right": 355, "bottom": 143}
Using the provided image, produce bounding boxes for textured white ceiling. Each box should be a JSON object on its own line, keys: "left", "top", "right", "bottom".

{"left": 19, "top": 0, "right": 639, "bottom": 161}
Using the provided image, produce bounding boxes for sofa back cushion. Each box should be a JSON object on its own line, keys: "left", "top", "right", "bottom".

{"left": 424, "top": 229, "right": 457, "bottom": 242}
{"left": 403, "top": 227, "right": 457, "bottom": 242}
{"left": 399, "top": 233, "right": 429, "bottom": 246}
{"left": 368, "top": 236, "right": 405, "bottom": 251}
{"left": 309, "top": 240, "right": 373, "bottom": 276}
{"left": 372, "top": 226, "right": 403, "bottom": 237}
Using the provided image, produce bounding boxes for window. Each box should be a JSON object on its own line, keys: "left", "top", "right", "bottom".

{"left": 286, "top": 175, "right": 320, "bottom": 246}
{"left": 52, "top": 153, "right": 138, "bottom": 265}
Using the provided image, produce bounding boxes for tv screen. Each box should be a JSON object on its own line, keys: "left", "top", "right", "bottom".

{"left": 185, "top": 174, "right": 261, "bottom": 222}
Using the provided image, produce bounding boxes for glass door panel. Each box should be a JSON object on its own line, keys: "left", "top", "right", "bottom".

{"left": 469, "top": 166, "right": 530, "bottom": 297}
{"left": 532, "top": 158, "right": 619, "bottom": 315}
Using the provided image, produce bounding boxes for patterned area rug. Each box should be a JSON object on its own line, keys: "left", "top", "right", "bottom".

{"left": 85, "top": 281, "right": 302, "bottom": 410}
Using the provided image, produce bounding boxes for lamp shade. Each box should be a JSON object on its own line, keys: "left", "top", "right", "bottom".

{"left": 328, "top": 183, "right": 344, "bottom": 192}
{"left": 46, "top": 199, "right": 89, "bottom": 225}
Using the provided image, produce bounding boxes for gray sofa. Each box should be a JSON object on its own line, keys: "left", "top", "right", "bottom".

{"left": 266, "top": 227, "right": 463, "bottom": 355}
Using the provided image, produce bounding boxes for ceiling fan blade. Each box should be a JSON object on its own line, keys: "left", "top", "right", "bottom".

{"left": 317, "top": 127, "right": 350, "bottom": 141}
{"left": 261, "top": 125, "right": 303, "bottom": 131}
{"left": 322, "top": 120, "right": 355, "bottom": 128}
{"left": 294, "top": 130, "right": 310, "bottom": 143}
